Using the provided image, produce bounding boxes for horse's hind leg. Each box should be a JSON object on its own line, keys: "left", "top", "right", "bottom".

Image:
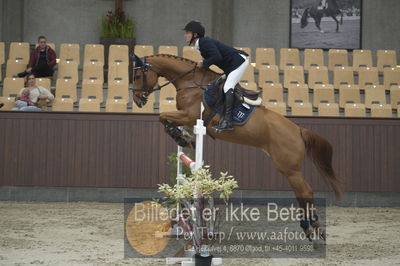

{"left": 332, "top": 15, "right": 340, "bottom": 32}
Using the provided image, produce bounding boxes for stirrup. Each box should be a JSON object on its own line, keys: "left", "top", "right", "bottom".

{"left": 212, "top": 119, "right": 234, "bottom": 133}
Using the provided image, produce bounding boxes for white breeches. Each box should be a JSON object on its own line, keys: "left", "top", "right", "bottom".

{"left": 223, "top": 54, "right": 249, "bottom": 93}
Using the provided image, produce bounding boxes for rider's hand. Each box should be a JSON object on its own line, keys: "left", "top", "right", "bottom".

{"left": 197, "top": 61, "right": 203, "bottom": 68}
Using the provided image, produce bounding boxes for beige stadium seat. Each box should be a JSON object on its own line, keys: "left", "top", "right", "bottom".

{"left": 79, "top": 98, "right": 100, "bottom": 112}
{"left": 36, "top": 78, "right": 51, "bottom": 90}
{"left": 358, "top": 67, "right": 379, "bottom": 88}
{"left": 84, "top": 44, "right": 104, "bottom": 65}
{"left": 255, "top": 48, "right": 276, "bottom": 69}
{"left": 235, "top": 47, "right": 252, "bottom": 62}
{"left": 52, "top": 98, "right": 74, "bottom": 112}
{"left": 0, "top": 77, "right": 24, "bottom": 110}
{"left": 365, "top": 89, "right": 386, "bottom": 108}
{"left": 291, "top": 102, "right": 313, "bottom": 116}
{"left": 338, "top": 84, "right": 359, "bottom": 92}
{"left": 308, "top": 66, "right": 329, "bottom": 89}
{"left": 287, "top": 84, "right": 309, "bottom": 107}
{"left": 364, "top": 85, "right": 385, "bottom": 92}
{"left": 339, "top": 87, "right": 360, "bottom": 108}
{"left": 304, "top": 49, "right": 324, "bottom": 71}
{"left": 383, "top": 67, "right": 400, "bottom": 90}
{"left": 159, "top": 97, "right": 177, "bottom": 112}
{"left": 280, "top": 48, "right": 300, "bottom": 69}
{"left": 258, "top": 65, "right": 280, "bottom": 85}
{"left": 333, "top": 66, "right": 354, "bottom": 89}
{"left": 284, "top": 66, "right": 305, "bottom": 88}
{"left": 0, "top": 66, "right": 2, "bottom": 82}
{"left": 109, "top": 45, "right": 129, "bottom": 65}
{"left": 55, "top": 78, "right": 77, "bottom": 102}
{"left": 57, "top": 61, "right": 79, "bottom": 81}
{"left": 262, "top": 83, "right": 283, "bottom": 102}
{"left": 9, "top": 42, "right": 30, "bottom": 63}
{"left": 81, "top": 79, "right": 104, "bottom": 102}
{"left": 318, "top": 103, "right": 339, "bottom": 117}
{"left": 59, "top": 43, "right": 80, "bottom": 65}
{"left": 390, "top": 85, "right": 400, "bottom": 109}
{"left": 108, "top": 79, "right": 129, "bottom": 100}
{"left": 241, "top": 65, "right": 255, "bottom": 83}
{"left": 182, "top": 46, "right": 202, "bottom": 62}
{"left": 5, "top": 60, "right": 26, "bottom": 77}
{"left": 83, "top": 61, "right": 104, "bottom": 82}
{"left": 265, "top": 101, "right": 287, "bottom": 115}
{"left": 328, "top": 49, "right": 348, "bottom": 70}
{"left": 352, "top": 49, "right": 372, "bottom": 70}
{"left": 159, "top": 80, "right": 176, "bottom": 100}
{"left": 344, "top": 103, "right": 366, "bottom": 117}
{"left": 377, "top": 50, "right": 397, "bottom": 72}
{"left": 158, "top": 45, "right": 178, "bottom": 56}
{"left": 1, "top": 77, "right": 25, "bottom": 97}
{"left": 313, "top": 85, "right": 335, "bottom": 107}
{"left": 132, "top": 93, "right": 155, "bottom": 113}
{"left": 108, "top": 61, "right": 129, "bottom": 83}
{"left": 370, "top": 104, "right": 393, "bottom": 118}
{"left": 106, "top": 98, "right": 128, "bottom": 112}
{"left": 134, "top": 45, "right": 154, "bottom": 57}
{"left": 240, "top": 82, "right": 258, "bottom": 91}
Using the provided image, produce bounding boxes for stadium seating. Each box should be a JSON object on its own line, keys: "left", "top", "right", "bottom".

{"left": 182, "top": 46, "right": 202, "bottom": 61}
{"left": 358, "top": 67, "right": 379, "bottom": 87}
{"left": 287, "top": 84, "right": 309, "bottom": 107}
{"left": 258, "top": 65, "right": 280, "bottom": 86}
{"left": 284, "top": 66, "right": 305, "bottom": 88}
{"left": 255, "top": 48, "right": 276, "bottom": 69}
{"left": 109, "top": 45, "right": 129, "bottom": 65}
{"left": 84, "top": 44, "right": 104, "bottom": 65}
{"left": 60, "top": 43, "right": 80, "bottom": 65}
{"left": 328, "top": 49, "right": 348, "bottom": 70}
{"left": 308, "top": 66, "right": 329, "bottom": 89}
{"left": 52, "top": 98, "right": 74, "bottom": 112}
{"left": 106, "top": 98, "right": 128, "bottom": 112}
{"left": 158, "top": 45, "right": 178, "bottom": 56}
{"left": 313, "top": 84, "right": 335, "bottom": 107}
{"left": 365, "top": 89, "right": 386, "bottom": 108}
{"left": 390, "top": 85, "right": 400, "bottom": 109}
{"left": 344, "top": 103, "right": 366, "bottom": 117}
{"left": 55, "top": 78, "right": 77, "bottom": 102}
{"left": 264, "top": 101, "right": 287, "bottom": 115}
{"left": 81, "top": 79, "right": 104, "bottom": 102}
{"left": 262, "top": 83, "right": 284, "bottom": 102}
{"left": 370, "top": 104, "right": 393, "bottom": 118}
{"left": 383, "top": 67, "right": 400, "bottom": 90}
{"left": 280, "top": 48, "right": 300, "bottom": 69}
{"left": 79, "top": 98, "right": 100, "bottom": 112}
{"left": 377, "top": 50, "right": 397, "bottom": 72}
{"left": 339, "top": 87, "right": 361, "bottom": 108}
{"left": 352, "top": 49, "right": 372, "bottom": 70}
{"left": 134, "top": 45, "right": 154, "bottom": 57}
{"left": 304, "top": 49, "right": 324, "bottom": 71}
{"left": 9, "top": 42, "right": 30, "bottom": 64}
{"left": 291, "top": 102, "right": 313, "bottom": 116}
{"left": 333, "top": 66, "right": 354, "bottom": 89}
{"left": 318, "top": 103, "right": 339, "bottom": 117}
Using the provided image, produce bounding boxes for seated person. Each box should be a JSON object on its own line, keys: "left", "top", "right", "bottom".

{"left": 12, "top": 74, "right": 54, "bottom": 111}
{"left": 14, "top": 88, "right": 34, "bottom": 109}
{"left": 17, "top": 35, "right": 56, "bottom": 78}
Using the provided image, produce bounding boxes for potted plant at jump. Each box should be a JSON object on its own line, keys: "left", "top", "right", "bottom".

{"left": 100, "top": 7, "right": 135, "bottom": 68}
{"left": 158, "top": 166, "right": 238, "bottom": 266}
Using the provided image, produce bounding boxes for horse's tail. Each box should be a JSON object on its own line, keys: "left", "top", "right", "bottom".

{"left": 301, "top": 8, "right": 309, "bottom": 28}
{"left": 301, "top": 128, "right": 343, "bottom": 201}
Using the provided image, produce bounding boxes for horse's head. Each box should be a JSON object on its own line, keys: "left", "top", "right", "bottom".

{"left": 132, "top": 55, "right": 159, "bottom": 107}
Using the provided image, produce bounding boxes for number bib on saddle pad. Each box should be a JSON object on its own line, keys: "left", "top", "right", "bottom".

{"left": 202, "top": 80, "right": 257, "bottom": 126}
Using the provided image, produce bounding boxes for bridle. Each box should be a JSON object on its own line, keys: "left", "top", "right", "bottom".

{"left": 132, "top": 56, "right": 198, "bottom": 104}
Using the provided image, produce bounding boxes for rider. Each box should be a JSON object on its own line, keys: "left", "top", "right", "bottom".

{"left": 318, "top": 0, "right": 328, "bottom": 10}
{"left": 183, "top": 20, "right": 249, "bottom": 132}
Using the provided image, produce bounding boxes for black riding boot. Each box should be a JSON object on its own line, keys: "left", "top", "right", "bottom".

{"left": 213, "top": 88, "right": 234, "bottom": 132}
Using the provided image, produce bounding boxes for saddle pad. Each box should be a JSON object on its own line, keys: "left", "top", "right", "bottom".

{"left": 203, "top": 82, "right": 256, "bottom": 126}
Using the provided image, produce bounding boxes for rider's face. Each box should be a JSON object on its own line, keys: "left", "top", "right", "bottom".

{"left": 184, "top": 31, "right": 193, "bottom": 43}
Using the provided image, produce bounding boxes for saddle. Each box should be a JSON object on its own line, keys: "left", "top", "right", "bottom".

{"left": 202, "top": 76, "right": 261, "bottom": 127}
{"left": 214, "top": 76, "right": 262, "bottom": 105}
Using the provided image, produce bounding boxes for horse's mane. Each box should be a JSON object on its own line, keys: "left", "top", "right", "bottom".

{"left": 146, "top": 54, "right": 221, "bottom": 75}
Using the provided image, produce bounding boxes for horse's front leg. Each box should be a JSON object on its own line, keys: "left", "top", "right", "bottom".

{"left": 160, "top": 111, "right": 197, "bottom": 148}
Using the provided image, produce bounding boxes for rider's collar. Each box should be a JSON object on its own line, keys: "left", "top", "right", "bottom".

{"left": 194, "top": 38, "right": 200, "bottom": 53}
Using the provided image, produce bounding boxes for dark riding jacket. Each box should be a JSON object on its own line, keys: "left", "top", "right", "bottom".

{"left": 197, "top": 37, "right": 248, "bottom": 74}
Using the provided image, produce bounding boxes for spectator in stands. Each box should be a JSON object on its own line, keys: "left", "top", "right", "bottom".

{"left": 12, "top": 74, "right": 54, "bottom": 111}
{"left": 16, "top": 36, "right": 56, "bottom": 78}
{"left": 183, "top": 20, "right": 249, "bottom": 132}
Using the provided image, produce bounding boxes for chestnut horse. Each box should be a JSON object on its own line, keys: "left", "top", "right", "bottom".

{"left": 132, "top": 54, "right": 342, "bottom": 239}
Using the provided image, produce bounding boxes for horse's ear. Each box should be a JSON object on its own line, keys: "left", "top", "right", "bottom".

{"left": 130, "top": 53, "right": 144, "bottom": 67}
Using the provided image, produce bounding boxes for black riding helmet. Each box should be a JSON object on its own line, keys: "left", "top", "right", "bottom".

{"left": 183, "top": 21, "right": 205, "bottom": 45}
